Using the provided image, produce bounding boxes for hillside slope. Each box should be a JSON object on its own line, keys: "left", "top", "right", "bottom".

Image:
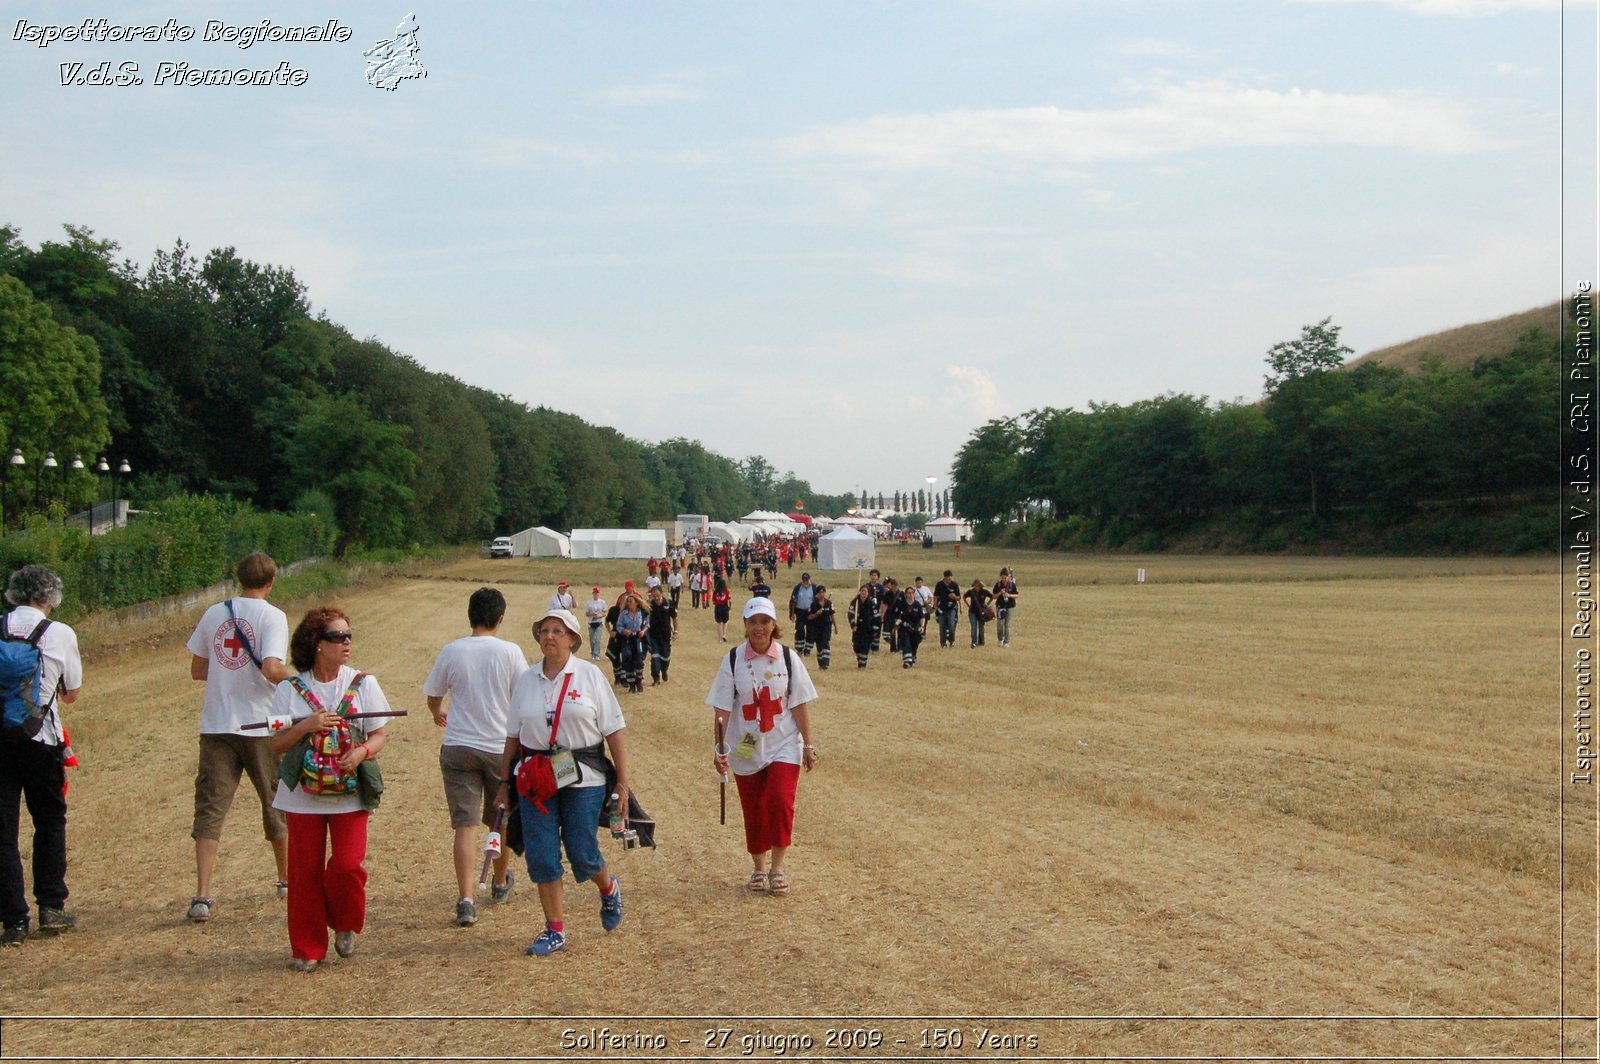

{"left": 1346, "top": 302, "right": 1562, "bottom": 373}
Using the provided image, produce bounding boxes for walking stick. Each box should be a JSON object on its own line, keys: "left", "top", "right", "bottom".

{"left": 242, "top": 710, "right": 409, "bottom": 732}
{"left": 715, "top": 719, "right": 729, "bottom": 826}
{"left": 478, "top": 804, "right": 506, "bottom": 890}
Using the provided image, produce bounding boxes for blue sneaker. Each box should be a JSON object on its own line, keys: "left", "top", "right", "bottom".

{"left": 600, "top": 877, "right": 623, "bottom": 932}
{"left": 526, "top": 927, "right": 566, "bottom": 956}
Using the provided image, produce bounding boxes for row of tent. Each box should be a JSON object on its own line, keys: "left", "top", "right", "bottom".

{"left": 504, "top": 516, "right": 972, "bottom": 565}
{"left": 503, "top": 524, "right": 886, "bottom": 570}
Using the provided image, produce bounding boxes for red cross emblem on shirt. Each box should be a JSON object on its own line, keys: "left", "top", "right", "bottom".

{"left": 742, "top": 685, "right": 784, "bottom": 733}
{"left": 223, "top": 630, "right": 246, "bottom": 658}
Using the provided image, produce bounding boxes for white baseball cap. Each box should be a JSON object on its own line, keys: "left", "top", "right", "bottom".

{"left": 742, "top": 597, "right": 777, "bottom": 621}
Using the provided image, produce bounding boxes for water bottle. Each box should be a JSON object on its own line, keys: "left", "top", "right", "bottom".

{"left": 608, "top": 793, "right": 624, "bottom": 835}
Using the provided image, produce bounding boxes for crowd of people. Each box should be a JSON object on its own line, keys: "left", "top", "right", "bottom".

{"left": 0, "top": 542, "right": 1016, "bottom": 968}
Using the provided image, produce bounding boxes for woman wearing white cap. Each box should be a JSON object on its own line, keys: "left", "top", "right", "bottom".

{"left": 495, "top": 608, "right": 628, "bottom": 956}
{"left": 707, "top": 597, "right": 818, "bottom": 896}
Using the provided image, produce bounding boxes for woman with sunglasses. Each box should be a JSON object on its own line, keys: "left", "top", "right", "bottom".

{"left": 267, "top": 608, "right": 393, "bottom": 972}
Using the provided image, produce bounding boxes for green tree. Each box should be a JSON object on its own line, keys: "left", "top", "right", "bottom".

{"left": 951, "top": 417, "right": 1022, "bottom": 525}
{"left": 1265, "top": 317, "right": 1353, "bottom": 394}
{"left": 0, "top": 275, "right": 111, "bottom": 520}
{"left": 286, "top": 395, "right": 417, "bottom": 552}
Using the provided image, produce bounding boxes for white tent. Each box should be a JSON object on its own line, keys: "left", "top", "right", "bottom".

{"left": 924, "top": 516, "right": 974, "bottom": 544}
{"left": 509, "top": 525, "right": 570, "bottom": 558}
{"left": 833, "top": 514, "right": 891, "bottom": 537}
{"left": 705, "top": 521, "right": 746, "bottom": 544}
{"left": 816, "top": 526, "right": 876, "bottom": 571}
{"left": 570, "top": 528, "right": 668, "bottom": 560}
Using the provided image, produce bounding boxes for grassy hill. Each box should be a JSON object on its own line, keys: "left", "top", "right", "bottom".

{"left": 1345, "top": 301, "right": 1562, "bottom": 373}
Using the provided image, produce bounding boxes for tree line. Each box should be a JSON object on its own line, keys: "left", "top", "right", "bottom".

{"left": 951, "top": 317, "right": 1561, "bottom": 550}
{"left": 0, "top": 224, "right": 854, "bottom": 550}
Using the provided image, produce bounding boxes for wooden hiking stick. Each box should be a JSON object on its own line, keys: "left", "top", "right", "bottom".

{"left": 478, "top": 805, "right": 507, "bottom": 890}
{"left": 715, "top": 718, "right": 728, "bottom": 826}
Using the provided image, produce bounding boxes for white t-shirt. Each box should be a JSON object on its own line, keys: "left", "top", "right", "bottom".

{"left": 705, "top": 641, "right": 818, "bottom": 775}
{"left": 186, "top": 597, "right": 290, "bottom": 736}
{"left": 667, "top": 572, "right": 683, "bottom": 589}
{"left": 271, "top": 666, "right": 393, "bottom": 815}
{"left": 549, "top": 591, "right": 576, "bottom": 611}
{"left": 2, "top": 605, "right": 81, "bottom": 747}
{"left": 645, "top": 575, "right": 662, "bottom": 590}
{"left": 584, "top": 598, "right": 608, "bottom": 625}
{"left": 423, "top": 635, "right": 529, "bottom": 755}
{"left": 507, "top": 657, "right": 623, "bottom": 788}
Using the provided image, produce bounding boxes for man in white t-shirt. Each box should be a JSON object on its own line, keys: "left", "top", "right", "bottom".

{"left": 1, "top": 566, "right": 84, "bottom": 946}
{"left": 423, "top": 587, "right": 530, "bottom": 927}
{"left": 548, "top": 582, "right": 576, "bottom": 612}
{"left": 185, "top": 552, "right": 294, "bottom": 923}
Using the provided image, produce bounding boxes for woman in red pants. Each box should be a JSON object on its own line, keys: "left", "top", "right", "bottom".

{"left": 706, "top": 598, "right": 818, "bottom": 896}
{"left": 268, "top": 607, "right": 393, "bottom": 972}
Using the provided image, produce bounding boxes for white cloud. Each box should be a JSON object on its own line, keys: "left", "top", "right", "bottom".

{"left": 469, "top": 137, "right": 609, "bottom": 168}
{"left": 779, "top": 78, "right": 1507, "bottom": 169}
{"left": 945, "top": 365, "right": 1005, "bottom": 418}
{"left": 1494, "top": 62, "right": 1544, "bottom": 77}
{"left": 592, "top": 71, "right": 709, "bottom": 107}
{"left": 1106, "top": 37, "right": 1208, "bottom": 58}
{"left": 1291, "top": 0, "right": 1560, "bottom": 14}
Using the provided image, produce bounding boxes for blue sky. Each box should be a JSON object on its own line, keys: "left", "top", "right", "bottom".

{"left": 2, "top": 0, "right": 1592, "bottom": 499}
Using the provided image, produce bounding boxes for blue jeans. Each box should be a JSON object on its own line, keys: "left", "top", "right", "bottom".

{"left": 588, "top": 622, "right": 602, "bottom": 659}
{"left": 520, "top": 785, "right": 606, "bottom": 885}
{"left": 937, "top": 604, "right": 958, "bottom": 645}
{"left": 996, "top": 608, "right": 1012, "bottom": 645}
{"left": 968, "top": 613, "right": 986, "bottom": 646}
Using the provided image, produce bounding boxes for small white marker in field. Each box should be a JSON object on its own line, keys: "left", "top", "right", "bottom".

{"left": 1136, "top": 568, "right": 1146, "bottom": 584}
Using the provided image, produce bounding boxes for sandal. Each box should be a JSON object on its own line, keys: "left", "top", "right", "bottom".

{"left": 746, "top": 870, "right": 769, "bottom": 893}
{"left": 768, "top": 870, "right": 790, "bottom": 896}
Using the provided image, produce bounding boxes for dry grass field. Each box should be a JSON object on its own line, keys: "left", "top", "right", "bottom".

{"left": 0, "top": 545, "right": 1589, "bottom": 1062}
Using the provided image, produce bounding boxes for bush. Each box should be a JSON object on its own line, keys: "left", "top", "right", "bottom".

{"left": 0, "top": 493, "right": 336, "bottom": 620}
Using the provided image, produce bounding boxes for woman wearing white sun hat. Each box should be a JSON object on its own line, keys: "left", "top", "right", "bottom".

{"left": 706, "top": 597, "right": 818, "bottom": 896}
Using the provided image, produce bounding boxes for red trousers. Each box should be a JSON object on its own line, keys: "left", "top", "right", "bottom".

{"left": 734, "top": 761, "right": 800, "bottom": 855}
{"left": 285, "top": 810, "right": 368, "bottom": 961}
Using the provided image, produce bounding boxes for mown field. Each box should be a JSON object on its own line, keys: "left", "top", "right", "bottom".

{"left": 1, "top": 546, "right": 1588, "bottom": 1062}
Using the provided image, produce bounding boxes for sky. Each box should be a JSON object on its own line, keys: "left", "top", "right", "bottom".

{"left": 1, "top": 0, "right": 1594, "bottom": 500}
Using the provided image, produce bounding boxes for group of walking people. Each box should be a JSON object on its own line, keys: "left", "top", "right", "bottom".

{"left": 0, "top": 551, "right": 823, "bottom": 969}
{"left": 839, "top": 566, "right": 1021, "bottom": 669}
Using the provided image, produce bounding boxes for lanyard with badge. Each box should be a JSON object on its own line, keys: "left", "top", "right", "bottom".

{"left": 735, "top": 653, "right": 784, "bottom": 757}
{"left": 542, "top": 672, "right": 581, "bottom": 789}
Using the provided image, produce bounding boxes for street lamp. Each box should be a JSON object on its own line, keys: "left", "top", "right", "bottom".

{"left": 5, "top": 449, "right": 24, "bottom": 531}
{"left": 113, "top": 459, "right": 131, "bottom": 529}
{"left": 36, "top": 451, "right": 57, "bottom": 511}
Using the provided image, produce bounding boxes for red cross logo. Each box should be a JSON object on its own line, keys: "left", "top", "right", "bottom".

{"left": 212, "top": 619, "right": 254, "bottom": 671}
{"left": 741, "top": 685, "right": 784, "bottom": 733}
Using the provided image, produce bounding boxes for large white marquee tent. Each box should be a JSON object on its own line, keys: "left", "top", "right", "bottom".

{"left": 569, "top": 528, "right": 668, "bottom": 560}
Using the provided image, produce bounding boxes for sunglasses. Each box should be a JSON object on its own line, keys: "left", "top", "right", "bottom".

{"left": 319, "top": 630, "right": 354, "bottom": 644}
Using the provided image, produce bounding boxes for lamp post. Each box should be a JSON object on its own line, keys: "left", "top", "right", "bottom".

{"left": 5, "top": 449, "right": 25, "bottom": 531}
{"left": 925, "top": 475, "right": 937, "bottom": 517}
{"left": 36, "top": 451, "right": 58, "bottom": 512}
{"left": 111, "top": 459, "right": 130, "bottom": 529}
{"left": 68, "top": 455, "right": 85, "bottom": 532}
{"left": 94, "top": 457, "right": 109, "bottom": 532}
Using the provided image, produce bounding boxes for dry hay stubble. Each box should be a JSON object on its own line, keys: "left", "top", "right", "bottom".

{"left": 1, "top": 547, "right": 1582, "bottom": 1061}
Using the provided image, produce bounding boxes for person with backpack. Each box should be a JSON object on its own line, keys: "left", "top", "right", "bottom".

{"left": 0, "top": 566, "right": 83, "bottom": 947}
{"left": 496, "top": 608, "right": 629, "bottom": 957}
{"left": 645, "top": 585, "right": 678, "bottom": 686}
{"left": 806, "top": 586, "right": 838, "bottom": 670}
{"left": 787, "top": 572, "right": 816, "bottom": 657}
{"left": 963, "top": 578, "right": 994, "bottom": 648}
{"left": 933, "top": 570, "right": 961, "bottom": 648}
{"left": 184, "top": 552, "right": 294, "bottom": 924}
{"left": 267, "top": 607, "right": 395, "bottom": 972}
{"left": 994, "top": 567, "right": 1020, "bottom": 647}
{"left": 423, "top": 588, "right": 529, "bottom": 928}
{"left": 847, "top": 585, "right": 876, "bottom": 669}
{"left": 707, "top": 598, "right": 818, "bottom": 896}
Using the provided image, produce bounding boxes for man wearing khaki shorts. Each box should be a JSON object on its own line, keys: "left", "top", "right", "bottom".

{"left": 424, "top": 587, "right": 529, "bottom": 927}
{"left": 186, "top": 552, "right": 293, "bottom": 922}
